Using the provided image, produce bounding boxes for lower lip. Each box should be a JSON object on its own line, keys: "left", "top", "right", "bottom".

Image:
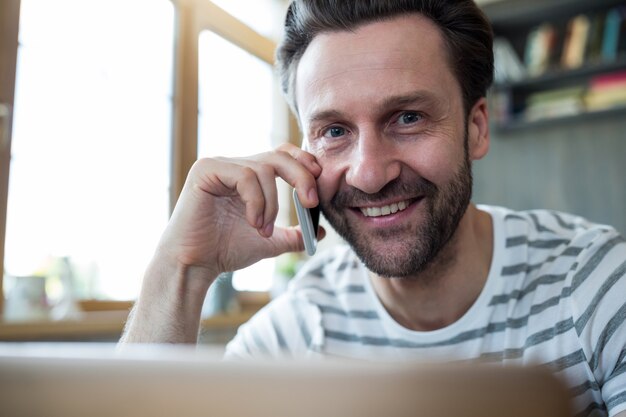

{"left": 352, "top": 198, "right": 424, "bottom": 227}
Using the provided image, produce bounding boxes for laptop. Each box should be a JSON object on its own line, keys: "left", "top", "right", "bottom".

{"left": 0, "top": 343, "right": 571, "bottom": 417}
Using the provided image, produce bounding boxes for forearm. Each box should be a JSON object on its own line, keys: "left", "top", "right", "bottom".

{"left": 119, "top": 252, "right": 216, "bottom": 344}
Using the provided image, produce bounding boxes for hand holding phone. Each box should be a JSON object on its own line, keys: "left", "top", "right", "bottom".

{"left": 293, "top": 140, "right": 320, "bottom": 256}
{"left": 293, "top": 190, "right": 320, "bottom": 256}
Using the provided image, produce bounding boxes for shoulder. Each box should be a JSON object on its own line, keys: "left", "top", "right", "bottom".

{"left": 481, "top": 207, "right": 626, "bottom": 412}
{"left": 480, "top": 205, "right": 625, "bottom": 308}
{"left": 481, "top": 205, "right": 623, "bottom": 255}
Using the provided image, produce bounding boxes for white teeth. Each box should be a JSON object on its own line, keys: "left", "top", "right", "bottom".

{"left": 360, "top": 200, "right": 410, "bottom": 217}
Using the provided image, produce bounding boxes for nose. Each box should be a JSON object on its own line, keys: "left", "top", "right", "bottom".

{"left": 345, "top": 129, "right": 401, "bottom": 194}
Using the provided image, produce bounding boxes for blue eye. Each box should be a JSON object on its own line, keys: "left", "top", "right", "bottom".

{"left": 324, "top": 126, "right": 346, "bottom": 138}
{"left": 397, "top": 112, "right": 422, "bottom": 125}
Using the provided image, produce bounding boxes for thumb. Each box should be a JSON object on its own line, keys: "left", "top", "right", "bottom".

{"left": 268, "top": 225, "right": 327, "bottom": 257}
{"left": 268, "top": 226, "right": 307, "bottom": 256}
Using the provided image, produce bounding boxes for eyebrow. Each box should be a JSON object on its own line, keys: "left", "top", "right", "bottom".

{"left": 378, "top": 91, "right": 443, "bottom": 110}
{"left": 306, "top": 90, "right": 444, "bottom": 126}
{"left": 308, "top": 109, "right": 344, "bottom": 125}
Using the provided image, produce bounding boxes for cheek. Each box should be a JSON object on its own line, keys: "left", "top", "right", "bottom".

{"left": 314, "top": 154, "right": 344, "bottom": 204}
{"left": 400, "top": 141, "right": 464, "bottom": 184}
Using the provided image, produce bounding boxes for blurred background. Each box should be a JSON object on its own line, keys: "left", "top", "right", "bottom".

{"left": 0, "top": 0, "right": 624, "bottom": 345}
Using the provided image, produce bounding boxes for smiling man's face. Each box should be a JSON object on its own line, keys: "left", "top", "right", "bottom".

{"left": 294, "top": 14, "right": 483, "bottom": 278}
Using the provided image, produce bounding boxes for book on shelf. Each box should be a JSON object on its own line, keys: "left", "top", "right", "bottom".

{"left": 493, "top": 37, "right": 526, "bottom": 83}
{"left": 589, "top": 70, "right": 626, "bottom": 90}
{"left": 512, "top": 7, "right": 626, "bottom": 82}
{"left": 585, "top": 70, "right": 626, "bottom": 111}
{"left": 601, "top": 6, "right": 626, "bottom": 62}
{"left": 523, "top": 86, "right": 585, "bottom": 122}
{"left": 585, "top": 12, "right": 607, "bottom": 64}
{"left": 524, "top": 23, "right": 558, "bottom": 76}
{"left": 561, "top": 14, "right": 590, "bottom": 70}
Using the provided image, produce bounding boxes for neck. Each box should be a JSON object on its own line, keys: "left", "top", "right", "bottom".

{"left": 369, "top": 204, "right": 493, "bottom": 331}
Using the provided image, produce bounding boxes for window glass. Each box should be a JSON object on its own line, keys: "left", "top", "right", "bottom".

{"left": 198, "top": 31, "right": 277, "bottom": 292}
{"left": 4, "top": 0, "right": 174, "bottom": 301}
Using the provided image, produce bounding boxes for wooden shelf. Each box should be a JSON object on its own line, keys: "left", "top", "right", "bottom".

{"left": 493, "top": 105, "right": 626, "bottom": 132}
{"left": 0, "top": 311, "right": 129, "bottom": 341}
{"left": 493, "top": 58, "right": 626, "bottom": 91}
{"left": 483, "top": 0, "right": 624, "bottom": 31}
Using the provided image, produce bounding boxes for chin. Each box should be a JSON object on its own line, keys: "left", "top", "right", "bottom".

{"left": 352, "top": 237, "right": 438, "bottom": 279}
{"left": 329, "top": 218, "right": 437, "bottom": 277}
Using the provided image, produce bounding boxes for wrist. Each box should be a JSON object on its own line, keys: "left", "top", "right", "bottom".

{"left": 144, "top": 247, "right": 217, "bottom": 297}
{"left": 124, "top": 251, "right": 218, "bottom": 344}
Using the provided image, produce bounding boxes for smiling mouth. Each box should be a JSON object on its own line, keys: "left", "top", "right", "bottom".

{"left": 359, "top": 199, "right": 414, "bottom": 218}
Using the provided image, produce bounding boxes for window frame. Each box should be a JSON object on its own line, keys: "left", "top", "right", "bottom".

{"left": 170, "top": 0, "right": 279, "bottom": 212}
{"left": 0, "top": 0, "right": 21, "bottom": 314}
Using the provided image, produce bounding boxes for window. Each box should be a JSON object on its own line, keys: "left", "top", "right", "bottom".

{"left": 1, "top": 0, "right": 287, "bottom": 314}
{"left": 4, "top": 0, "right": 174, "bottom": 300}
{"left": 198, "top": 31, "right": 275, "bottom": 158}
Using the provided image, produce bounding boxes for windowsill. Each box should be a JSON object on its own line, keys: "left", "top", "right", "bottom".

{"left": 0, "top": 310, "right": 259, "bottom": 342}
{"left": 0, "top": 292, "right": 270, "bottom": 342}
{"left": 0, "top": 310, "right": 130, "bottom": 341}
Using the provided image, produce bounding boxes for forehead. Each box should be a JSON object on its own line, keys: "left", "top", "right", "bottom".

{"left": 294, "top": 14, "right": 461, "bottom": 122}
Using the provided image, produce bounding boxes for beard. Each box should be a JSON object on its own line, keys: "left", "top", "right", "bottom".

{"left": 319, "top": 141, "right": 473, "bottom": 279}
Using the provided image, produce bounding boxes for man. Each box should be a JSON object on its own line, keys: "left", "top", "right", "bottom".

{"left": 121, "top": 1, "right": 626, "bottom": 415}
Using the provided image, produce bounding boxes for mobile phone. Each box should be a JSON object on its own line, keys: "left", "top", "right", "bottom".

{"left": 293, "top": 189, "right": 320, "bottom": 256}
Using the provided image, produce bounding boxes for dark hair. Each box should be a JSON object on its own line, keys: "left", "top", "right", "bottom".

{"left": 276, "top": 0, "right": 494, "bottom": 115}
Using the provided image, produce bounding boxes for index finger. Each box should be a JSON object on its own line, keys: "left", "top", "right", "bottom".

{"left": 257, "top": 149, "right": 319, "bottom": 208}
{"left": 276, "top": 142, "right": 322, "bottom": 179}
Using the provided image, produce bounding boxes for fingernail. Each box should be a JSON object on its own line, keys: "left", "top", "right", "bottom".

{"left": 256, "top": 215, "right": 264, "bottom": 228}
{"left": 263, "top": 223, "right": 274, "bottom": 237}
{"left": 308, "top": 188, "right": 318, "bottom": 204}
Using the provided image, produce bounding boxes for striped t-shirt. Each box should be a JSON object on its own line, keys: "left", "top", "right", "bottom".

{"left": 225, "top": 205, "right": 626, "bottom": 417}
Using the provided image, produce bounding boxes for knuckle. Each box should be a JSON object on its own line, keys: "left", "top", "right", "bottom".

{"left": 191, "top": 157, "right": 212, "bottom": 171}
{"left": 276, "top": 142, "right": 296, "bottom": 153}
{"left": 273, "top": 149, "right": 294, "bottom": 163}
{"left": 240, "top": 166, "right": 257, "bottom": 182}
{"left": 257, "top": 163, "right": 274, "bottom": 179}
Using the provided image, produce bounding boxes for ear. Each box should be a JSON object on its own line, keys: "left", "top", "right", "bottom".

{"left": 467, "top": 97, "right": 490, "bottom": 161}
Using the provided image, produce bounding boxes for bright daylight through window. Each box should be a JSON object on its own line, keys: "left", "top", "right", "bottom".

{"left": 4, "top": 0, "right": 174, "bottom": 308}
